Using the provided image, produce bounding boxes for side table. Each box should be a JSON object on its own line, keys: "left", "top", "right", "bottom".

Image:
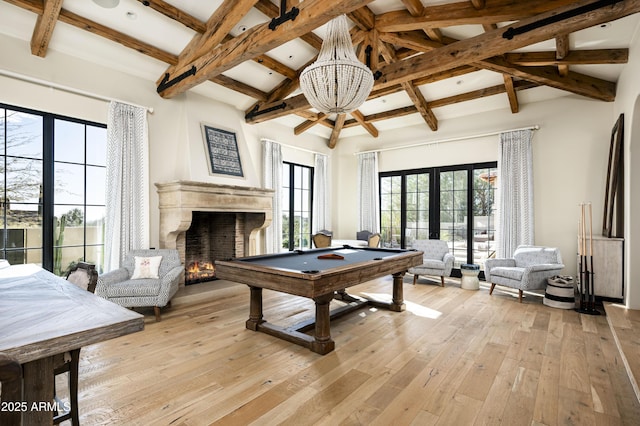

{"left": 460, "top": 263, "right": 480, "bottom": 290}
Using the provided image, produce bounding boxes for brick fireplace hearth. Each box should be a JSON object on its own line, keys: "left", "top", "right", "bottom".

{"left": 155, "top": 181, "right": 274, "bottom": 286}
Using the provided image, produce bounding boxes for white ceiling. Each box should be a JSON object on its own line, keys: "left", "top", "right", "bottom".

{"left": 1, "top": 0, "right": 639, "bottom": 140}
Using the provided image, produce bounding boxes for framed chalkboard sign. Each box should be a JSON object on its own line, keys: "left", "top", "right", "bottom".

{"left": 201, "top": 124, "right": 244, "bottom": 177}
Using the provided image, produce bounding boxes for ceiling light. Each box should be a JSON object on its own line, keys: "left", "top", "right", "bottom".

{"left": 92, "top": 0, "right": 120, "bottom": 8}
{"left": 299, "top": 15, "right": 373, "bottom": 114}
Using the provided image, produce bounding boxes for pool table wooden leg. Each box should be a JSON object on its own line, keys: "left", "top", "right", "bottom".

{"left": 310, "top": 293, "right": 336, "bottom": 355}
{"left": 390, "top": 271, "right": 407, "bottom": 312}
{"left": 246, "top": 286, "right": 264, "bottom": 330}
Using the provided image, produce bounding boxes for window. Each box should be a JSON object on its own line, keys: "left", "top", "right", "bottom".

{"left": 380, "top": 162, "right": 497, "bottom": 274}
{"left": 0, "top": 104, "right": 106, "bottom": 276}
{"left": 282, "top": 162, "right": 313, "bottom": 251}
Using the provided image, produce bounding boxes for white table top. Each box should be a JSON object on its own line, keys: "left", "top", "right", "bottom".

{"left": 332, "top": 239, "right": 369, "bottom": 248}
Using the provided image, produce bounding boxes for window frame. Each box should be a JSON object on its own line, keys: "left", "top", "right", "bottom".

{"left": 0, "top": 102, "right": 107, "bottom": 275}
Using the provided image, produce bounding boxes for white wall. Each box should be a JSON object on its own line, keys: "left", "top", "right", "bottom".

{"left": 614, "top": 24, "right": 640, "bottom": 309}
{"left": 334, "top": 96, "right": 615, "bottom": 279}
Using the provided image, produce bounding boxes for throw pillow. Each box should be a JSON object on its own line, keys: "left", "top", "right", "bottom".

{"left": 131, "top": 256, "right": 163, "bottom": 279}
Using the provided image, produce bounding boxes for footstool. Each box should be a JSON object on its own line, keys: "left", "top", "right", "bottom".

{"left": 543, "top": 275, "right": 575, "bottom": 309}
{"left": 460, "top": 263, "right": 480, "bottom": 290}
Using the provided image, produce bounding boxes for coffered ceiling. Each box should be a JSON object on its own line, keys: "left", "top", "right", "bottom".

{"left": 1, "top": 0, "right": 639, "bottom": 148}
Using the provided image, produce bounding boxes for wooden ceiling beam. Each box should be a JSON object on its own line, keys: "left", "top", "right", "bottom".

{"left": 375, "top": 0, "right": 581, "bottom": 32}
{"left": 505, "top": 49, "right": 629, "bottom": 66}
{"left": 60, "top": 6, "right": 264, "bottom": 102}
{"left": 350, "top": 110, "right": 379, "bottom": 138}
{"left": 480, "top": 56, "right": 616, "bottom": 101}
{"left": 402, "top": 82, "right": 438, "bottom": 130}
{"left": 254, "top": 0, "right": 323, "bottom": 50}
{"left": 378, "top": 39, "right": 437, "bottom": 130}
{"left": 328, "top": 114, "right": 346, "bottom": 149}
{"left": 157, "top": 0, "right": 375, "bottom": 98}
{"left": 135, "top": 0, "right": 206, "bottom": 33}
{"left": 348, "top": 6, "right": 376, "bottom": 31}
{"left": 57, "top": 8, "right": 179, "bottom": 65}
{"left": 30, "top": 0, "right": 63, "bottom": 57}
{"left": 503, "top": 75, "right": 519, "bottom": 113}
{"left": 343, "top": 80, "right": 538, "bottom": 127}
{"left": 294, "top": 113, "right": 328, "bottom": 135}
{"left": 177, "top": 0, "right": 259, "bottom": 67}
{"left": 401, "top": 0, "right": 425, "bottom": 16}
{"left": 401, "top": 0, "right": 444, "bottom": 42}
{"left": 381, "top": 29, "right": 620, "bottom": 102}
{"left": 428, "top": 80, "right": 538, "bottom": 109}
{"left": 211, "top": 75, "right": 268, "bottom": 101}
{"left": 375, "top": 0, "right": 640, "bottom": 98}
{"left": 556, "top": 34, "right": 571, "bottom": 77}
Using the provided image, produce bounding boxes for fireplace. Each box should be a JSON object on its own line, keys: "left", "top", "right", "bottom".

{"left": 155, "top": 181, "right": 274, "bottom": 286}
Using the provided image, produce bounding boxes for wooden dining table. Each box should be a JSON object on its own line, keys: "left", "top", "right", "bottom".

{"left": 0, "top": 263, "right": 144, "bottom": 425}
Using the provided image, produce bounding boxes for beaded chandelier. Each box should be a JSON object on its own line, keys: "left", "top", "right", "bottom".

{"left": 299, "top": 15, "right": 374, "bottom": 114}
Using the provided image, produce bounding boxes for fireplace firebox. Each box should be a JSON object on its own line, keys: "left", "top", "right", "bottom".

{"left": 184, "top": 212, "right": 244, "bottom": 285}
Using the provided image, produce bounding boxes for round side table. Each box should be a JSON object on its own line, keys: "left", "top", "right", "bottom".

{"left": 460, "top": 263, "right": 480, "bottom": 290}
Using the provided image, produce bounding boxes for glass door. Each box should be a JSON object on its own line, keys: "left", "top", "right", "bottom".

{"left": 438, "top": 168, "right": 468, "bottom": 268}
{"left": 379, "top": 162, "right": 497, "bottom": 274}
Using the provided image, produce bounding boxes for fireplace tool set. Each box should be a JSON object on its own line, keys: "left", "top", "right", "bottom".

{"left": 577, "top": 203, "right": 600, "bottom": 315}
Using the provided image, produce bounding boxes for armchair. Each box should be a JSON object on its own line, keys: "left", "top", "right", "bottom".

{"left": 485, "top": 245, "right": 564, "bottom": 303}
{"left": 408, "top": 239, "right": 454, "bottom": 286}
{"left": 96, "top": 249, "right": 183, "bottom": 321}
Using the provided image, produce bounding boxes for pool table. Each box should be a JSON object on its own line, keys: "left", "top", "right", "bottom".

{"left": 215, "top": 246, "right": 423, "bottom": 354}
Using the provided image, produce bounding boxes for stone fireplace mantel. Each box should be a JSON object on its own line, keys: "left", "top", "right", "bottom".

{"left": 155, "top": 181, "right": 274, "bottom": 282}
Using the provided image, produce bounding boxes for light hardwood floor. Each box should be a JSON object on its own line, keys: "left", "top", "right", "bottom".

{"left": 58, "top": 276, "right": 640, "bottom": 425}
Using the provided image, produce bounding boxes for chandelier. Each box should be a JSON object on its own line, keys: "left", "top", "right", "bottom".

{"left": 299, "top": 15, "right": 374, "bottom": 114}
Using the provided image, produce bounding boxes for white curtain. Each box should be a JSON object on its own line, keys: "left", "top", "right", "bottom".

{"left": 497, "top": 129, "right": 534, "bottom": 257}
{"left": 262, "top": 139, "right": 283, "bottom": 253}
{"left": 312, "top": 153, "right": 329, "bottom": 233}
{"left": 357, "top": 152, "right": 379, "bottom": 233}
{"left": 105, "top": 101, "right": 149, "bottom": 271}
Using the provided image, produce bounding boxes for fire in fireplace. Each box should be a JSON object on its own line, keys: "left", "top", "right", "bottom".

{"left": 185, "top": 261, "right": 216, "bottom": 284}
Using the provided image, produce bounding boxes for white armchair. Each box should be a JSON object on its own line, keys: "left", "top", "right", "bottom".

{"left": 485, "top": 245, "right": 564, "bottom": 303}
{"left": 408, "top": 239, "right": 454, "bottom": 286}
{"left": 96, "top": 249, "right": 183, "bottom": 321}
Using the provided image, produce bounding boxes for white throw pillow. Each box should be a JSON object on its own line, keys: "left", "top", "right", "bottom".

{"left": 131, "top": 256, "right": 163, "bottom": 279}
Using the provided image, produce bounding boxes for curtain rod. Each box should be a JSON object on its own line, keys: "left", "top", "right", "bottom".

{"left": 0, "top": 68, "right": 154, "bottom": 113}
{"left": 262, "top": 138, "right": 328, "bottom": 156}
{"left": 357, "top": 125, "right": 539, "bottom": 155}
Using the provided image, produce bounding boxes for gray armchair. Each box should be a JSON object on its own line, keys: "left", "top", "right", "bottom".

{"left": 96, "top": 249, "right": 183, "bottom": 321}
{"left": 485, "top": 245, "right": 564, "bottom": 303}
{"left": 408, "top": 239, "right": 454, "bottom": 286}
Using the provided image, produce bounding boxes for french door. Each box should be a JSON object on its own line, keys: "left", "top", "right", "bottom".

{"left": 282, "top": 162, "right": 314, "bottom": 251}
{"left": 380, "top": 162, "right": 497, "bottom": 274}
